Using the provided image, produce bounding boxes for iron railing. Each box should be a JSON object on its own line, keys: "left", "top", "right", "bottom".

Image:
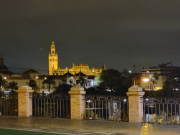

{"left": 0, "top": 93, "right": 18, "bottom": 116}
{"left": 32, "top": 93, "right": 70, "bottom": 118}
{"left": 84, "top": 95, "right": 128, "bottom": 121}
{"left": 143, "top": 97, "right": 180, "bottom": 124}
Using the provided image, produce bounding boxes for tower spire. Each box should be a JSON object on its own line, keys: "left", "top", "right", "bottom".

{"left": 51, "top": 41, "right": 56, "bottom": 55}
{"left": 49, "top": 41, "right": 58, "bottom": 75}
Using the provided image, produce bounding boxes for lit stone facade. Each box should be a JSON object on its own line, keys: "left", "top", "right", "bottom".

{"left": 48, "top": 41, "right": 106, "bottom": 76}
{"left": 141, "top": 64, "right": 180, "bottom": 90}
{"left": 49, "top": 41, "right": 58, "bottom": 75}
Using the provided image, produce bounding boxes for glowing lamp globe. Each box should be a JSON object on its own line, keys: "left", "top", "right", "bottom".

{"left": 143, "top": 78, "right": 149, "bottom": 82}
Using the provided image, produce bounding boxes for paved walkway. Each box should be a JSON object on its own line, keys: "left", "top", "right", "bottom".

{"left": 0, "top": 128, "right": 65, "bottom": 135}
{"left": 0, "top": 116, "right": 180, "bottom": 135}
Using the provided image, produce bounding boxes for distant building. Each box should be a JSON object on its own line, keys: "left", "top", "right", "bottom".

{"left": 5, "top": 68, "right": 97, "bottom": 93}
{"left": 6, "top": 69, "right": 39, "bottom": 91}
{"left": 48, "top": 41, "right": 106, "bottom": 76}
{"left": 6, "top": 69, "right": 59, "bottom": 93}
{"left": 141, "top": 62, "right": 180, "bottom": 90}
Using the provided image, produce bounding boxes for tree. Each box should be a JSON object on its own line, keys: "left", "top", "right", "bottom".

{"left": 7, "top": 81, "right": 18, "bottom": 92}
{"left": 28, "top": 79, "right": 36, "bottom": 89}
{"left": 121, "top": 69, "right": 129, "bottom": 76}
{"left": 53, "top": 84, "right": 72, "bottom": 94}
{"left": 42, "top": 76, "right": 55, "bottom": 92}
{"left": 85, "top": 87, "right": 110, "bottom": 95}
{"left": 99, "top": 69, "right": 121, "bottom": 89}
{"left": 98, "top": 69, "right": 132, "bottom": 95}
{"left": 85, "top": 87, "right": 99, "bottom": 95}
{"left": 154, "top": 83, "right": 179, "bottom": 97}
{"left": 28, "top": 79, "right": 38, "bottom": 92}
{"left": 79, "top": 76, "right": 90, "bottom": 87}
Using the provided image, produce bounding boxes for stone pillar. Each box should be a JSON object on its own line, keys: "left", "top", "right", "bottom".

{"left": 16, "top": 86, "right": 34, "bottom": 117}
{"left": 126, "top": 85, "right": 145, "bottom": 122}
{"left": 68, "top": 84, "right": 86, "bottom": 119}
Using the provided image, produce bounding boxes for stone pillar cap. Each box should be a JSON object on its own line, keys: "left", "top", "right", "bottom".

{"left": 128, "top": 85, "right": 142, "bottom": 92}
{"left": 69, "top": 84, "right": 86, "bottom": 95}
{"left": 21, "top": 86, "right": 32, "bottom": 88}
{"left": 70, "top": 84, "right": 85, "bottom": 91}
{"left": 16, "top": 86, "right": 34, "bottom": 93}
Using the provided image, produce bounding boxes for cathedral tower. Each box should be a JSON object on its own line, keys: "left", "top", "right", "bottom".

{"left": 49, "top": 41, "right": 58, "bottom": 75}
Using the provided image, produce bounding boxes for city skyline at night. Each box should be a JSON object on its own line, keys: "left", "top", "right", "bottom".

{"left": 1, "top": 0, "right": 180, "bottom": 73}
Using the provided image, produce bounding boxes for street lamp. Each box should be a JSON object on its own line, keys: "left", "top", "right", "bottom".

{"left": 36, "top": 76, "right": 40, "bottom": 92}
{"left": 3, "top": 76, "right": 7, "bottom": 80}
{"left": 143, "top": 78, "right": 149, "bottom": 82}
{"left": 143, "top": 74, "right": 150, "bottom": 90}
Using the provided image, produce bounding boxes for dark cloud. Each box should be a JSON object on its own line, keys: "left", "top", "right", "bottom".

{"left": 1, "top": 0, "right": 180, "bottom": 73}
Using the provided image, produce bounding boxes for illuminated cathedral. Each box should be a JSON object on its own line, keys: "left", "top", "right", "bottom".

{"left": 49, "top": 41, "right": 106, "bottom": 76}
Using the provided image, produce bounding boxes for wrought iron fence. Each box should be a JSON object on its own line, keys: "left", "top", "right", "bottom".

{"left": 143, "top": 97, "right": 180, "bottom": 124}
{"left": 0, "top": 93, "right": 18, "bottom": 116}
{"left": 84, "top": 95, "right": 128, "bottom": 121}
{"left": 32, "top": 93, "right": 70, "bottom": 118}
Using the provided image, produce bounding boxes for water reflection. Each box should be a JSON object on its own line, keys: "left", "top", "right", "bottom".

{"left": 141, "top": 123, "right": 154, "bottom": 135}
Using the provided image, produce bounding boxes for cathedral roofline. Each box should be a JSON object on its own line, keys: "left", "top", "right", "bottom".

{"left": 48, "top": 41, "right": 105, "bottom": 76}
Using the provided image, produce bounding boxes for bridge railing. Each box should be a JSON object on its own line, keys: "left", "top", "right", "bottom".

{"left": 143, "top": 97, "right": 180, "bottom": 124}
{"left": 0, "top": 92, "right": 18, "bottom": 116}
{"left": 84, "top": 95, "right": 128, "bottom": 121}
{"left": 32, "top": 93, "right": 70, "bottom": 118}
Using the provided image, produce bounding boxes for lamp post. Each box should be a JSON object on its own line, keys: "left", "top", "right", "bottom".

{"left": 143, "top": 74, "right": 150, "bottom": 90}
{"left": 36, "top": 76, "right": 40, "bottom": 92}
{"left": 44, "top": 77, "right": 48, "bottom": 92}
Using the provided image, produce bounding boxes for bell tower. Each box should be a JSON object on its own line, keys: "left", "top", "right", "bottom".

{"left": 49, "top": 41, "right": 58, "bottom": 75}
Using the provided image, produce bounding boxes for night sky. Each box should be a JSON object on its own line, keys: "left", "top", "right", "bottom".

{"left": 1, "top": 0, "right": 180, "bottom": 74}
